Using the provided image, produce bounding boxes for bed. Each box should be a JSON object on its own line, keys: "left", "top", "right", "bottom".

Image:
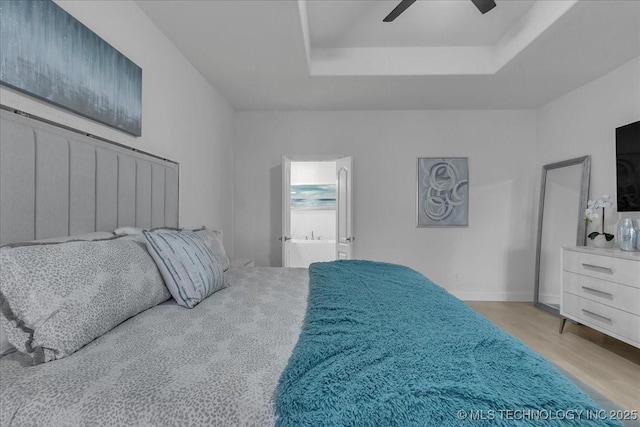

{"left": 0, "top": 108, "right": 628, "bottom": 426}
{"left": 0, "top": 259, "right": 627, "bottom": 427}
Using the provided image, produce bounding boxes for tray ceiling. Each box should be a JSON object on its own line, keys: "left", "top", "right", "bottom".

{"left": 135, "top": 0, "right": 640, "bottom": 110}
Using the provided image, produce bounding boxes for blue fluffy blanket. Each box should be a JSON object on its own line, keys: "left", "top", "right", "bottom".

{"left": 276, "top": 260, "right": 620, "bottom": 426}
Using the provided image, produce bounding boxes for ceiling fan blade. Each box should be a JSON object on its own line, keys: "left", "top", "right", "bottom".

{"left": 383, "top": 0, "right": 417, "bottom": 22}
{"left": 470, "top": 0, "right": 497, "bottom": 14}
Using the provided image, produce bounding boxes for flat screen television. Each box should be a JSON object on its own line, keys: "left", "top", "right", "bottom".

{"left": 616, "top": 120, "right": 640, "bottom": 212}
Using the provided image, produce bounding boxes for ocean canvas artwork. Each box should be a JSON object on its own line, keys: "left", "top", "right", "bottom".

{"left": 291, "top": 185, "right": 337, "bottom": 210}
{"left": 0, "top": 0, "right": 142, "bottom": 136}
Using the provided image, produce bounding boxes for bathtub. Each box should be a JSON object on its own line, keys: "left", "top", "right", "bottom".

{"left": 289, "top": 239, "right": 336, "bottom": 268}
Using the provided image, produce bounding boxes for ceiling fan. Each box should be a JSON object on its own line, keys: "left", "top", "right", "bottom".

{"left": 383, "top": 0, "right": 497, "bottom": 22}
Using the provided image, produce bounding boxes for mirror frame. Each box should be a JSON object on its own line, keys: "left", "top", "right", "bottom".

{"left": 534, "top": 156, "right": 591, "bottom": 315}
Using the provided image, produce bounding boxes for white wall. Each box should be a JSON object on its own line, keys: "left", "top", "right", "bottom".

{"left": 537, "top": 56, "right": 640, "bottom": 240}
{"left": 291, "top": 161, "right": 336, "bottom": 184}
{"left": 234, "top": 110, "right": 537, "bottom": 300}
{"left": 0, "top": 0, "right": 235, "bottom": 253}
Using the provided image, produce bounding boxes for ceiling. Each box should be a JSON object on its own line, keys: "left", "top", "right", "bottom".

{"left": 135, "top": 0, "right": 640, "bottom": 111}
{"left": 308, "top": 0, "right": 536, "bottom": 48}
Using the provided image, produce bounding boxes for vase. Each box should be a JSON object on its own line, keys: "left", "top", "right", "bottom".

{"left": 592, "top": 234, "right": 614, "bottom": 249}
{"left": 617, "top": 218, "right": 638, "bottom": 251}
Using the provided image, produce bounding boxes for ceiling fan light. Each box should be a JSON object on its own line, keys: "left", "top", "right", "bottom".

{"left": 471, "top": 0, "right": 497, "bottom": 14}
{"left": 383, "top": 0, "right": 497, "bottom": 22}
{"left": 383, "top": 0, "right": 417, "bottom": 22}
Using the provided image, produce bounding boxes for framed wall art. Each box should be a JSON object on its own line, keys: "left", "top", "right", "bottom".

{"left": 290, "top": 184, "right": 337, "bottom": 210}
{"left": 0, "top": 0, "right": 142, "bottom": 136}
{"left": 417, "top": 157, "right": 469, "bottom": 227}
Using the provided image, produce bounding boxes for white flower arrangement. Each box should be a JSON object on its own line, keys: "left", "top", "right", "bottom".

{"left": 584, "top": 194, "right": 614, "bottom": 242}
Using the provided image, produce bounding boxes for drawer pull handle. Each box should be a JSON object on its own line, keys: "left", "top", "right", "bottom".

{"left": 581, "top": 263, "right": 613, "bottom": 274}
{"left": 581, "top": 309, "right": 612, "bottom": 322}
{"left": 581, "top": 286, "right": 613, "bottom": 297}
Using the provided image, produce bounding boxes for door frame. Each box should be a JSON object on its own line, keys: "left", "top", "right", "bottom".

{"left": 282, "top": 154, "right": 346, "bottom": 268}
{"left": 335, "top": 156, "right": 354, "bottom": 261}
{"left": 285, "top": 154, "right": 345, "bottom": 162}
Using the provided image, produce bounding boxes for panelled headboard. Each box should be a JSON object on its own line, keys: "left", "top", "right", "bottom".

{"left": 0, "top": 108, "right": 179, "bottom": 245}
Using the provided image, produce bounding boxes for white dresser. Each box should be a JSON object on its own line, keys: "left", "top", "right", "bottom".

{"left": 561, "top": 246, "right": 640, "bottom": 348}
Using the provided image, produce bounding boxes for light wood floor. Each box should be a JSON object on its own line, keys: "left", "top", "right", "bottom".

{"left": 467, "top": 301, "right": 640, "bottom": 411}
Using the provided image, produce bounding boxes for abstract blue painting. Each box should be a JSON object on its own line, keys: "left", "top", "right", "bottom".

{"left": 291, "top": 185, "right": 337, "bottom": 210}
{"left": 0, "top": 0, "right": 142, "bottom": 136}
{"left": 417, "top": 157, "right": 469, "bottom": 227}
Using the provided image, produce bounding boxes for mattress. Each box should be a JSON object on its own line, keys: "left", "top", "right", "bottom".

{"left": 0, "top": 267, "right": 309, "bottom": 426}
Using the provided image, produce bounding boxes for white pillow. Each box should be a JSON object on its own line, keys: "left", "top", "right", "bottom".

{"left": 112, "top": 226, "right": 229, "bottom": 272}
{"left": 113, "top": 226, "right": 144, "bottom": 236}
{"left": 35, "top": 231, "right": 115, "bottom": 243}
{"left": 194, "top": 229, "right": 229, "bottom": 272}
{"left": 0, "top": 231, "right": 120, "bottom": 358}
{"left": 0, "top": 236, "right": 170, "bottom": 362}
{"left": 114, "top": 226, "right": 206, "bottom": 236}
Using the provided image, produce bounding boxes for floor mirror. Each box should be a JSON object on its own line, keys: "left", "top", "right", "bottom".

{"left": 534, "top": 156, "right": 591, "bottom": 315}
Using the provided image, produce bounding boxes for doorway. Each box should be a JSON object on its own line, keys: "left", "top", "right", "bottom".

{"left": 281, "top": 156, "right": 353, "bottom": 268}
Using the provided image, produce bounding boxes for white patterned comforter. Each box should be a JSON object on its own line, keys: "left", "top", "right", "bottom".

{"left": 0, "top": 267, "right": 309, "bottom": 426}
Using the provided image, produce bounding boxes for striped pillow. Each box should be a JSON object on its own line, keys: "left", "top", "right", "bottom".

{"left": 142, "top": 229, "right": 226, "bottom": 308}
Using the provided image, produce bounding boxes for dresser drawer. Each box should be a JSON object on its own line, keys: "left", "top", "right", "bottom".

{"left": 562, "top": 292, "right": 640, "bottom": 344}
{"left": 563, "top": 251, "right": 640, "bottom": 288}
{"left": 563, "top": 272, "right": 640, "bottom": 314}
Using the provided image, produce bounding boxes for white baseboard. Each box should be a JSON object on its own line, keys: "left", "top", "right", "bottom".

{"left": 537, "top": 293, "right": 560, "bottom": 306}
{"left": 451, "top": 291, "right": 534, "bottom": 302}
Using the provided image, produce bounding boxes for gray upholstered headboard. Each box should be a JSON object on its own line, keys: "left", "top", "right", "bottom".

{"left": 0, "top": 107, "right": 179, "bottom": 245}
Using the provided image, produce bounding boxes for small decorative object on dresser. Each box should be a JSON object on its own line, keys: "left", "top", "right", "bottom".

{"left": 584, "top": 194, "right": 615, "bottom": 248}
{"left": 560, "top": 246, "right": 640, "bottom": 348}
{"left": 617, "top": 218, "right": 639, "bottom": 251}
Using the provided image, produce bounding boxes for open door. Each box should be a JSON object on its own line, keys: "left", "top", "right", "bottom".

{"left": 281, "top": 156, "right": 292, "bottom": 267}
{"left": 282, "top": 155, "right": 353, "bottom": 267}
{"left": 336, "top": 156, "right": 353, "bottom": 260}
